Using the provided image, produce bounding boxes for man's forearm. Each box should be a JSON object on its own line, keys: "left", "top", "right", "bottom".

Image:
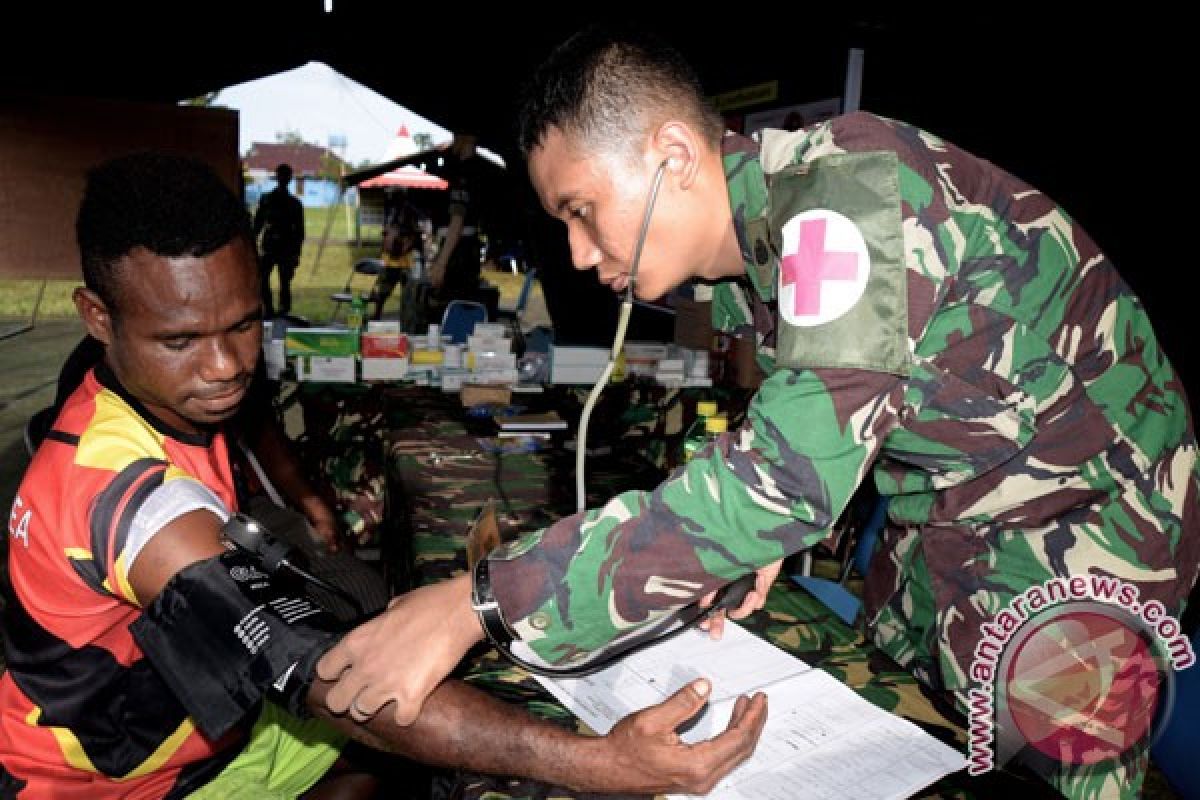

{"left": 250, "top": 421, "right": 319, "bottom": 507}
{"left": 243, "top": 420, "right": 338, "bottom": 546}
{"left": 308, "top": 678, "right": 610, "bottom": 792}
{"left": 430, "top": 216, "right": 464, "bottom": 287}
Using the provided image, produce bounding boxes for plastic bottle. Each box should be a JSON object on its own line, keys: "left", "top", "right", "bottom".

{"left": 610, "top": 350, "right": 627, "bottom": 383}
{"left": 682, "top": 401, "right": 719, "bottom": 462}
{"left": 347, "top": 293, "right": 366, "bottom": 331}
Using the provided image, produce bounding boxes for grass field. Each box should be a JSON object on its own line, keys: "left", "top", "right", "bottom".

{"left": 304, "top": 204, "right": 383, "bottom": 242}
{"left": 1, "top": 207, "right": 384, "bottom": 323}
{"left": 0, "top": 203, "right": 550, "bottom": 328}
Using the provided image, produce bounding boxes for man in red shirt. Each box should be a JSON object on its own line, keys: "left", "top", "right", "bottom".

{"left": 0, "top": 152, "right": 765, "bottom": 798}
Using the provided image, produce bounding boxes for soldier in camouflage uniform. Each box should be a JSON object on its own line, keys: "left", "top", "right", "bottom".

{"left": 320, "top": 29, "right": 1198, "bottom": 799}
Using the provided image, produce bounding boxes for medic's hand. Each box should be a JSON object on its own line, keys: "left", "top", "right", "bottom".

{"left": 595, "top": 679, "right": 767, "bottom": 795}
{"left": 316, "top": 573, "right": 482, "bottom": 725}
{"left": 698, "top": 559, "right": 783, "bottom": 640}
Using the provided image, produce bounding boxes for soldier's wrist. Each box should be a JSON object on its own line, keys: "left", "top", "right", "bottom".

{"left": 454, "top": 572, "right": 487, "bottom": 647}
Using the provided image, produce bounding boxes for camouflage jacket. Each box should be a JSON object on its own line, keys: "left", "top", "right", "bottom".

{"left": 489, "top": 112, "right": 1199, "bottom": 707}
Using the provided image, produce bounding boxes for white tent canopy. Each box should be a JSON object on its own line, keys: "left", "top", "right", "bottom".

{"left": 212, "top": 61, "right": 451, "bottom": 166}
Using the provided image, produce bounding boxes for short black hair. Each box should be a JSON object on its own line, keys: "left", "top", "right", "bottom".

{"left": 76, "top": 152, "right": 252, "bottom": 314}
{"left": 517, "top": 26, "right": 724, "bottom": 158}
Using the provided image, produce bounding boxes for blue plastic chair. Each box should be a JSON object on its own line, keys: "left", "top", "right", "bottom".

{"left": 1151, "top": 627, "right": 1199, "bottom": 798}
{"left": 441, "top": 300, "right": 487, "bottom": 344}
{"left": 853, "top": 496, "right": 888, "bottom": 578}
{"left": 514, "top": 268, "right": 537, "bottom": 315}
{"left": 790, "top": 496, "right": 888, "bottom": 625}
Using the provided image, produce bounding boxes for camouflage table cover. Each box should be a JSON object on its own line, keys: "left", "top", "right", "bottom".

{"left": 281, "top": 381, "right": 417, "bottom": 551}
{"left": 380, "top": 386, "right": 1019, "bottom": 800}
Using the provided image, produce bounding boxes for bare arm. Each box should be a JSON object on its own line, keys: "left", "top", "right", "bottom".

{"left": 428, "top": 211, "right": 465, "bottom": 290}
{"left": 309, "top": 676, "right": 767, "bottom": 796}
{"left": 247, "top": 417, "right": 338, "bottom": 549}
{"left": 127, "top": 508, "right": 228, "bottom": 601}
{"left": 129, "top": 516, "right": 767, "bottom": 796}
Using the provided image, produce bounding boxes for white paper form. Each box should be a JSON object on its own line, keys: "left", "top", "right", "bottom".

{"left": 529, "top": 623, "right": 966, "bottom": 800}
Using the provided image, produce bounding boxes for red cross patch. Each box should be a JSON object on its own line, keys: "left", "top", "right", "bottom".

{"left": 778, "top": 210, "right": 870, "bottom": 328}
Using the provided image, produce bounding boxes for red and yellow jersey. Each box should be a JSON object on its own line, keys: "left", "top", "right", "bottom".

{"left": 1, "top": 365, "right": 247, "bottom": 799}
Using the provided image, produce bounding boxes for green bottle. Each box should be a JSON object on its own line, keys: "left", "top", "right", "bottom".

{"left": 348, "top": 293, "right": 366, "bottom": 331}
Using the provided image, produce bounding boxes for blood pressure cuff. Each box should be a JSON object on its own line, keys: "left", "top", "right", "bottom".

{"left": 130, "top": 548, "right": 342, "bottom": 740}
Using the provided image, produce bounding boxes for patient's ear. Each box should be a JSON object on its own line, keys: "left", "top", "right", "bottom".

{"left": 73, "top": 287, "right": 114, "bottom": 346}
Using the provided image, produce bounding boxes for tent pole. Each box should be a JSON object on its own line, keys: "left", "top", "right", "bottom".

{"left": 0, "top": 279, "right": 47, "bottom": 341}
{"left": 308, "top": 184, "right": 344, "bottom": 280}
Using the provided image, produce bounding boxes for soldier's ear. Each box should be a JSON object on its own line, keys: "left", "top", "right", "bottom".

{"left": 651, "top": 121, "right": 700, "bottom": 190}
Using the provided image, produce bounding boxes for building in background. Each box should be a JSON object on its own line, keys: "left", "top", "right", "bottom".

{"left": 243, "top": 141, "right": 350, "bottom": 208}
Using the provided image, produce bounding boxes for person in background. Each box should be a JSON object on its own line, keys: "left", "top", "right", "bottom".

{"left": 427, "top": 134, "right": 490, "bottom": 319}
{"left": 373, "top": 189, "right": 426, "bottom": 321}
{"left": 253, "top": 163, "right": 305, "bottom": 317}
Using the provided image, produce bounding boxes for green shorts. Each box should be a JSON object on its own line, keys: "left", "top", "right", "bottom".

{"left": 188, "top": 703, "right": 345, "bottom": 800}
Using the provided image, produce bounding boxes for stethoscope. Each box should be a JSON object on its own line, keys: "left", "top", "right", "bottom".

{"left": 495, "top": 159, "right": 757, "bottom": 678}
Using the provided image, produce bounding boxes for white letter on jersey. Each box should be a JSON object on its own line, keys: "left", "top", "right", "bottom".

{"left": 9, "top": 495, "right": 31, "bottom": 548}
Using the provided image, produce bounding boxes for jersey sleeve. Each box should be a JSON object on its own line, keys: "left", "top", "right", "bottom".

{"left": 86, "top": 462, "right": 229, "bottom": 606}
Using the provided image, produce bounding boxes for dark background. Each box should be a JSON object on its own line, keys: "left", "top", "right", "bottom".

{"left": 2, "top": 6, "right": 1189, "bottom": 408}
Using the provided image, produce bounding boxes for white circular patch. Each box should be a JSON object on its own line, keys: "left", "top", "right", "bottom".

{"left": 777, "top": 209, "right": 871, "bottom": 328}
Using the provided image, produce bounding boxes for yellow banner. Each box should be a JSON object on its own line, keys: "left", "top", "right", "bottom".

{"left": 711, "top": 81, "right": 779, "bottom": 112}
